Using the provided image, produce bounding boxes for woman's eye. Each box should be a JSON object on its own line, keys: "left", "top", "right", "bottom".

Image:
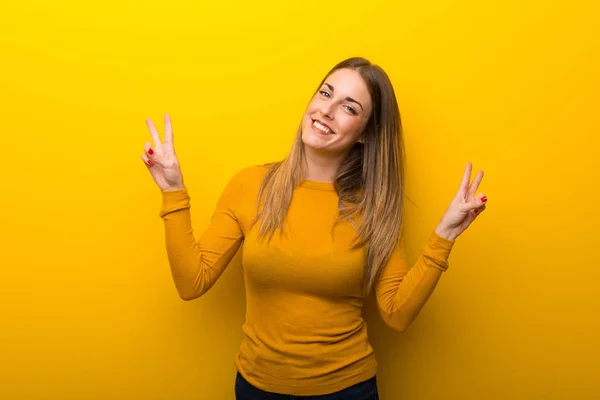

{"left": 345, "top": 105, "right": 357, "bottom": 115}
{"left": 318, "top": 91, "right": 356, "bottom": 115}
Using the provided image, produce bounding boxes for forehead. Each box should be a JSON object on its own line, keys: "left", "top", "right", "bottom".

{"left": 323, "top": 68, "right": 371, "bottom": 105}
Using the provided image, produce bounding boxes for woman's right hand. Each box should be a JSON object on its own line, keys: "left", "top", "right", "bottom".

{"left": 141, "top": 114, "right": 186, "bottom": 192}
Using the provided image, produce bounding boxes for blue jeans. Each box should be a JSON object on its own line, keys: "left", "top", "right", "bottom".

{"left": 235, "top": 371, "right": 379, "bottom": 400}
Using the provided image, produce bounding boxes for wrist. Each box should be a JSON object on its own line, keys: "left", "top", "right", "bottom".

{"left": 435, "top": 225, "right": 457, "bottom": 241}
{"left": 162, "top": 185, "right": 186, "bottom": 192}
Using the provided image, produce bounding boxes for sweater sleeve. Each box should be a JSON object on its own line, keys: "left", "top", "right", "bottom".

{"left": 374, "top": 229, "right": 455, "bottom": 332}
{"left": 158, "top": 170, "right": 245, "bottom": 300}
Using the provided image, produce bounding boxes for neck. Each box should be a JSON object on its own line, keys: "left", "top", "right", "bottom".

{"left": 303, "top": 144, "right": 347, "bottom": 183}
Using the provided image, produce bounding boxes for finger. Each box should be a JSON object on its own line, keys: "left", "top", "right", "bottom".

{"left": 473, "top": 204, "right": 486, "bottom": 215}
{"left": 468, "top": 170, "right": 484, "bottom": 197}
{"left": 146, "top": 118, "right": 162, "bottom": 147}
{"left": 459, "top": 162, "right": 472, "bottom": 192}
{"left": 476, "top": 193, "right": 487, "bottom": 205}
{"left": 470, "top": 193, "right": 488, "bottom": 209}
{"left": 141, "top": 153, "right": 154, "bottom": 167}
{"left": 143, "top": 142, "right": 155, "bottom": 158}
{"left": 462, "top": 193, "right": 486, "bottom": 213}
{"left": 164, "top": 113, "right": 173, "bottom": 145}
{"left": 143, "top": 142, "right": 164, "bottom": 167}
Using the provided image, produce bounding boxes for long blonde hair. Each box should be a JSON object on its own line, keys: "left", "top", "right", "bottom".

{"left": 249, "top": 57, "right": 406, "bottom": 298}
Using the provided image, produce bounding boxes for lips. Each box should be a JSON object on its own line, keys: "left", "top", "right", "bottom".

{"left": 311, "top": 119, "right": 335, "bottom": 134}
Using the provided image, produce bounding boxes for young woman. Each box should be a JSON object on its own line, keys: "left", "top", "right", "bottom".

{"left": 141, "top": 57, "right": 487, "bottom": 399}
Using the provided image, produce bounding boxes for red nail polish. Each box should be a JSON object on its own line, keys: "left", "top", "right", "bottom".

{"left": 474, "top": 209, "right": 479, "bottom": 214}
{"left": 148, "top": 148, "right": 154, "bottom": 155}
{"left": 147, "top": 159, "right": 153, "bottom": 165}
{"left": 481, "top": 196, "right": 487, "bottom": 203}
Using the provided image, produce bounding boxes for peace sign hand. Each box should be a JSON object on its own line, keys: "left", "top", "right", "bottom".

{"left": 435, "top": 162, "right": 488, "bottom": 241}
{"left": 140, "top": 114, "right": 186, "bottom": 192}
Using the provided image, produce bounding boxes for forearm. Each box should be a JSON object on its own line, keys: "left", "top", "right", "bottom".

{"left": 376, "top": 230, "right": 454, "bottom": 332}
{"left": 158, "top": 187, "right": 244, "bottom": 301}
{"left": 162, "top": 206, "right": 206, "bottom": 300}
{"left": 380, "top": 261, "right": 444, "bottom": 332}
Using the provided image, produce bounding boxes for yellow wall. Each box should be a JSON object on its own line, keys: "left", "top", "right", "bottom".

{"left": 1, "top": 0, "right": 598, "bottom": 398}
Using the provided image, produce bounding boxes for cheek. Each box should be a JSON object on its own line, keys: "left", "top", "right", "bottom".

{"left": 302, "top": 113, "right": 312, "bottom": 128}
{"left": 305, "top": 99, "right": 320, "bottom": 114}
{"left": 338, "top": 117, "right": 363, "bottom": 136}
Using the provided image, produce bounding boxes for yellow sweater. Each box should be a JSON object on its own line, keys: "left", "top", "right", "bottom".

{"left": 159, "top": 164, "right": 455, "bottom": 396}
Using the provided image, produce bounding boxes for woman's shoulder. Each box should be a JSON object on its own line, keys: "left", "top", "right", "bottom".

{"left": 226, "top": 163, "right": 274, "bottom": 190}
{"left": 225, "top": 164, "right": 273, "bottom": 212}
{"left": 231, "top": 163, "right": 271, "bottom": 181}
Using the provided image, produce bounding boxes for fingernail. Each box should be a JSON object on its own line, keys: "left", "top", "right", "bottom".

{"left": 147, "top": 159, "right": 153, "bottom": 165}
{"left": 474, "top": 209, "right": 479, "bottom": 214}
{"left": 481, "top": 196, "right": 487, "bottom": 203}
{"left": 148, "top": 148, "right": 154, "bottom": 155}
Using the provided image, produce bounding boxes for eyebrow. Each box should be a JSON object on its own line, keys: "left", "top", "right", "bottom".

{"left": 323, "top": 83, "right": 364, "bottom": 110}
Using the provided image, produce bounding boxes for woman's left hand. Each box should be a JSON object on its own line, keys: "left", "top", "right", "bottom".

{"left": 435, "top": 162, "right": 487, "bottom": 241}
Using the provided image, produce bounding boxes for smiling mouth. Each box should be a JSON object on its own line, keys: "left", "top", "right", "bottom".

{"left": 311, "top": 119, "right": 335, "bottom": 135}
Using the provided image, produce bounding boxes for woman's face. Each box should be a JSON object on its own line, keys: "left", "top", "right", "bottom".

{"left": 301, "top": 68, "right": 373, "bottom": 154}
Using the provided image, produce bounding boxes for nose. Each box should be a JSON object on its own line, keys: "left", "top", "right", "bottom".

{"left": 319, "top": 102, "right": 335, "bottom": 120}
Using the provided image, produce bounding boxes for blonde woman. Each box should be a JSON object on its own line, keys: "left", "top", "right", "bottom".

{"left": 141, "top": 57, "right": 487, "bottom": 399}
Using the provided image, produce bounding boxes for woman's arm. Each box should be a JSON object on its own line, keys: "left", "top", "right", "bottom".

{"left": 159, "top": 169, "right": 246, "bottom": 301}
{"left": 374, "top": 230, "right": 455, "bottom": 332}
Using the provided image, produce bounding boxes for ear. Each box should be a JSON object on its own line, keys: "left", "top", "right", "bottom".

{"left": 358, "top": 135, "right": 365, "bottom": 144}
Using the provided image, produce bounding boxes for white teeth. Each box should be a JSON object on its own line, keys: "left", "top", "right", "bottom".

{"left": 313, "top": 120, "right": 332, "bottom": 134}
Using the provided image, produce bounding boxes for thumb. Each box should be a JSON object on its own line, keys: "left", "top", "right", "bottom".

{"left": 144, "top": 142, "right": 166, "bottom": 168}
{"left": 470, "top": 194, "right": 487, "bottom": 211}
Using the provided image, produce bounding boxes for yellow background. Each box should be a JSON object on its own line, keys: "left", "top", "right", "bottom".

{"left": 1, "top": 0, "right": 599, "bottom": 398}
